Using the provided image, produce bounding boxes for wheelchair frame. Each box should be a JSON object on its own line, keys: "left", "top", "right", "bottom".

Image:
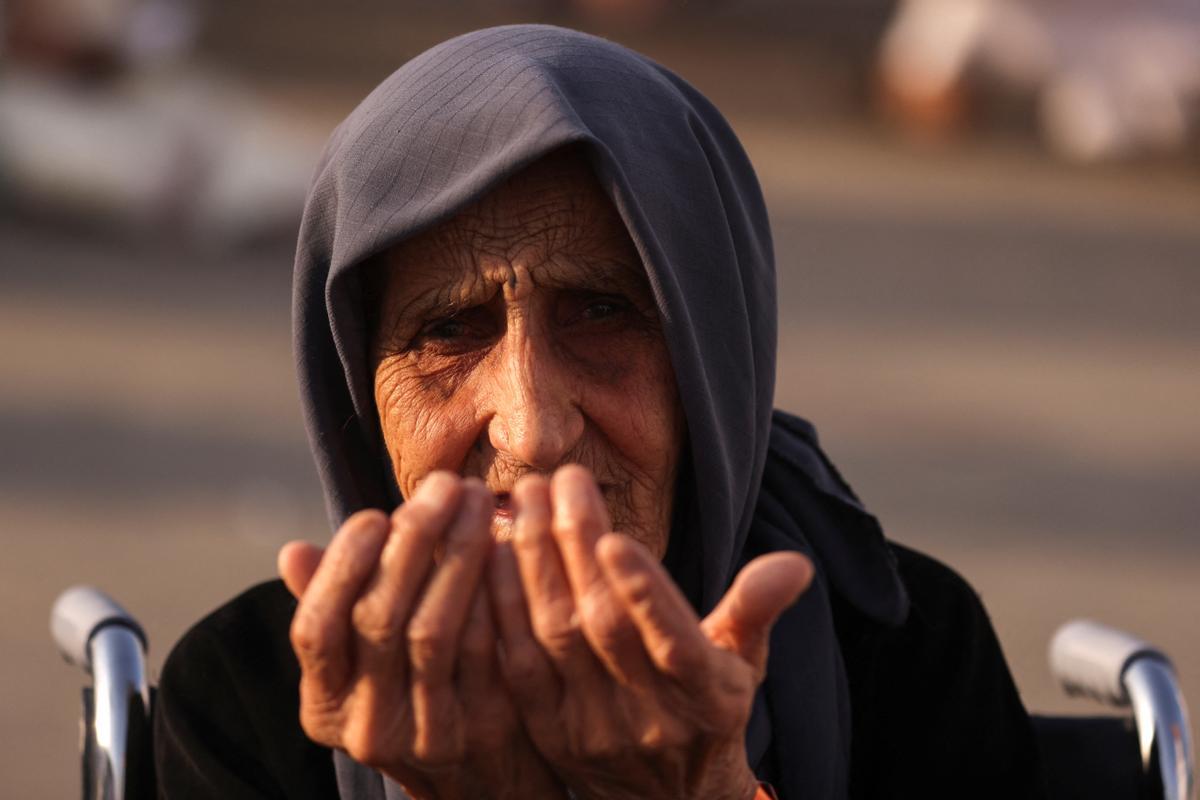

{"left": 51, "top": 586, "right": 1195, "bottom": 800}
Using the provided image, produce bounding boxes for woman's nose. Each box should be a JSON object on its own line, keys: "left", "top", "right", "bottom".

{"left": 486, "top": 332, "right": 584, "bottom": 470}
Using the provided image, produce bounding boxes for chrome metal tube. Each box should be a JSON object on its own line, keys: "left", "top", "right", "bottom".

{"left": 88, "top": 625, "right": 151, "bottom": 800}
{"left": 1124, "top": 657, "right": 1195, "bottom": 800}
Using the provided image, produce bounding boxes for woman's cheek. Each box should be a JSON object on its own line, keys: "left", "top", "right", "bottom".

{"left": 582, "top": 341, "right": 683, "bottom": 546}
{"left": 376, "top": 361, "right": 480, "bottom": 499}
{"left": 613, "top": 348, "right": 682, "bottom": 464}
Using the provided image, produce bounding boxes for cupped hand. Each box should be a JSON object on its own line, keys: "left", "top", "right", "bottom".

{"left": 488, "top": 465, "right": 813, "bottom": 800}
{"left": 278, "top": 473, "right": 566, "bottom": 800}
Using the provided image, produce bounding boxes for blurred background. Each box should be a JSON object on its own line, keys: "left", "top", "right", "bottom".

{"left": 2, "top": 1, "right": 1198, "bottom": 795}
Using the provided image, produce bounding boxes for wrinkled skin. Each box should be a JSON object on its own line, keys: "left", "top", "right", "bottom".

{"left": 490, "top": 467, "right": 812, "bottom": 800}
{"left": 282, "top": 476, "right": 562, "bottom": 799}
{"left": 371, "top": 149, "right": 684, "bottom": 554}
{"left": 279, "top": 150, "right": 812, "bottom": 800}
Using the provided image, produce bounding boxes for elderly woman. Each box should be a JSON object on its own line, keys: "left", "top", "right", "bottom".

{"left": 154, "top": 25, "right": 1045, "bottom": 799}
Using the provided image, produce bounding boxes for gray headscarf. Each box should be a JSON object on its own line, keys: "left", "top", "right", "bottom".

{"left": 293, "top": 24, "right": 908, "bottom": 799}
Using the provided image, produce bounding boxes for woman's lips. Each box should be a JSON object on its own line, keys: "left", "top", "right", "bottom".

{"left": 487, "top": 484, "right": 619, "bottom": 541}
{"left": 487, "top": 482, "right": 619, "bottom": 532}
{"left": 492, "top": 492, "right": 513, "bottom": 519}
{"left": 489, "top": 484, "right": 614, "bottom": 519}
{"left": 490, "top": 492, "right": 514, "bottom": 540}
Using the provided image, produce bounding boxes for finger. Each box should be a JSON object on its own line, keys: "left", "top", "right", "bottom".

{"left": 700, "top": 552, "right": 813, "bottom": 674}
{"left": 547, "top": 467, "right": 653, "bottom": 684}
{"left": 407, "top": 479, "right": 495, "bottom": 761}
{"left": 576, "top": 572, "right": 657, "bottom": 688}
{"left": 278, "top": 541, "right": 324, "bottom": 598}
{"left": 456, "top": 588, "right": 516, "bottom": 748}
{"left": 511, "top": 473, "right": 593, "bottom": 679}
{"left": 549, "top": 464, "right": 610, "bottom": 598}
{"left": 351, "top": 471, "right": 462, "bottom": 673}
{"left": 290, "top": 509, "right": 390, "bottom": 695}
{"left": 595, "top": 532, "right": 710, "bottom": 684}
{"left": 405, "top": 479, "right": 494, "bottom": 682}
{"left": 488, "top": 540, "right": 560, "bottom": 714}
{"left": 456, "top": 585, "right": 498, "bottom": 701}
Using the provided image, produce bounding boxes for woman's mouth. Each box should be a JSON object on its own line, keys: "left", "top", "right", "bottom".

{"left": 490, "top": 492, "right": 514, "bottom": 540}
{"left": 492, "top": 491, "right": 513, "bottom": 518}
{"left": 487, "top": 483, "right": 616, "bottom": 540}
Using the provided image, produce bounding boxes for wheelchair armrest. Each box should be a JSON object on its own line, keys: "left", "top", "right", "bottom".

{"left": 52, "top": 586, "right": 153, "bottom": 800}
{"left": 1033, "top": 714, "right": 1161, "bottom": 800}
{"left": 1048, "top": 620, "right": 1194, "bottom": 800}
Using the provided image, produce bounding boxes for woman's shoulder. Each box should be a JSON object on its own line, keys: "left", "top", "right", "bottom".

{"left": 836, "top": 542, "right": 1048, "bottom": 797}
{"left": 160, "top": 579, "right": 301, "bottom": 707}
{"left": 840, "top": 540, "right": 1019, "bottom": 698}
{"left": 154, "top": 580, "right": 337, "bottom": 799}
{"left": 887, "top": 542, "right": 986, "bottom": 622}
{"left": 170, "top": 579, "right": 298, "bottom": 656}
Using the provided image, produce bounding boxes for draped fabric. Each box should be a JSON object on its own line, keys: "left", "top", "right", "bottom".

{"left": 292, "top": 25, "right": 909, "bottom": 799}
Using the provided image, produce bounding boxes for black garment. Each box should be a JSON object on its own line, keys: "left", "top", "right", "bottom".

{"left": 153, "top": 580, "right": 338, "bottom": 800}
{"left": 154, "top": 544, "right": 1047, "bottom": 799}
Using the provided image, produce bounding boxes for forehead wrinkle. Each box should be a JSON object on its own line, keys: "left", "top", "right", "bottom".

{"left": 379, "top": 153, "right": 647, "bottom": 319}
{"left": 456, "top": 201, "right": 589, "bottom": 266}
{"left": 535, "top": 252, "right": 648, "bottom": 293}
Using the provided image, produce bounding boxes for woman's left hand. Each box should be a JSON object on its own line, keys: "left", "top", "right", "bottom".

{"left": 489, "top": 465, "right": 813, "bottom": 800}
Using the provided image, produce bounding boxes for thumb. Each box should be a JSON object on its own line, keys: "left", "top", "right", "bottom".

{"left": 278, "top": 541, "right": 325, "bottom": 599}
{"left": 701, "top": 552, "right": 813, "bottom": 673}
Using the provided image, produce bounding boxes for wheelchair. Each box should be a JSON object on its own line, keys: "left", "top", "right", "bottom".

{"left": 51, "top": 586, "right": 1195, "bottom": 800}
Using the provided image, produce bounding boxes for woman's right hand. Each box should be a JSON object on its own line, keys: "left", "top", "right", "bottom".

{"left": 278, "top": 472, "right": 566, "bottom": 800}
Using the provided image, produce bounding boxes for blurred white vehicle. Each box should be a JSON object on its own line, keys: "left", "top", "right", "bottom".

{"left": 879, "top": 0, "right": 1200, "bottom": 161}
{"left": 0, "top": 0, "right": 325, "bottom": 246}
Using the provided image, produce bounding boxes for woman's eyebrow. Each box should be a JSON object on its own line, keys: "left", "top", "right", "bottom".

{"left": 383, "top": 251, "right": 648, "bottom": 329}
{"left": 541, "top": 255, "right": 649, "bottom": 292}
{"left": 375, "top": 287, "right": 475, "bottom": 351}
{"left": 398, "top": 293, "right": 470, "bottom": 323}
{"left": 392, "top": 277, "right": 497, "bottom": 321}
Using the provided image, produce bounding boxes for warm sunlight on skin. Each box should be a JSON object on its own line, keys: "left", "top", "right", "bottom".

{"left": 369, "top": 150, "right": 686, "bottom": 557}
{"left": 280, "top": 151, "right": 813, "bottom": 800}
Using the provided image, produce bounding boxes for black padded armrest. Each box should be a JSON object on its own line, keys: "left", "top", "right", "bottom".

{"left": 1032, "top": 714, "right": 1162, "bottom": 800}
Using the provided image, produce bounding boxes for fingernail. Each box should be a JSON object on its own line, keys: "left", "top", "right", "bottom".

{"left": 513, "top": 473, "right": 548, "bottom": 504}
{"left": 343, "top": 509, "right": 388, "bottom": 539}
{"left": 363, "top": 511, "right": 390, "bottom": 535}
{"left": 462, "top": 480, "right": 491, "bottom": 516}
{"left": 513, "top": 476, "right": 550, "bottom": 524}
{"left": 596, "top": 533, "right": 641, "bottom": 575}
{"left": 415, "top": 470, "right": 457, "bottom": 504}
{"left": 460, "top": 476, "right": 488, "bottom": 495}
{"left": 553, "top": 466, "right": 590, "bottom": 514}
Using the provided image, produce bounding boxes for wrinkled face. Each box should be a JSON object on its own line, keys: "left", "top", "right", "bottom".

{"left": 370, "top": 151, "right": 685, "bottom": 557}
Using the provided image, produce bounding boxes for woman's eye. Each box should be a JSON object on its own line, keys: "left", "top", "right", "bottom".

{"left": 423, "top": 318, "right": 467, "bottom": 340}
{"left": 409, "top": 306, "right": 496, "bottom": 352}
{"left": 582, "top": 300, "right": 622, "bottom": 320}
{"left": 560, "top": 292, "right": 631, "bottom": 326}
